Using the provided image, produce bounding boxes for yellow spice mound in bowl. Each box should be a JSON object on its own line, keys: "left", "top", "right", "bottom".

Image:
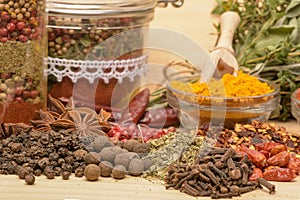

{"left": 170, "top": 71, "right": 274, "bottom": 97}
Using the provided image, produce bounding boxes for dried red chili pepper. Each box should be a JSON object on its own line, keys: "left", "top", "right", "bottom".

{"left": 240, "top": 145, "right": 267, "bottom": 169}
{"left": 267, "top": 151, "right": 290, "bottom": 167}
{"left": 120, "top": 89, "right": 150, "bottom": 124}
{"left": 270, "top": 143, "right": 287, "bottom": 157}
{"left": 139, "top": 107, "right": 179, "bottom": 128}
{"left": 263, "top": 167, "right": 297, "bottom": 182}
{"left": 260, "top": 150, "right": 270, "bottom": 159}
{"left": 255, "top": 141, "right": 277, "bottom": 152}
{"left": 249, "top": 167, "right": 263, "bottom": 181}
{"left": 255, "top": 142, "right": 286, "bottom": 157}
{"left": 287, "top": 153, "right": 300, "bottom": 174}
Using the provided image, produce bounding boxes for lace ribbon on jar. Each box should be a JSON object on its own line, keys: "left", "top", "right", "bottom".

{"left": 45, "top": 54, "right": 149, "bottom": 84}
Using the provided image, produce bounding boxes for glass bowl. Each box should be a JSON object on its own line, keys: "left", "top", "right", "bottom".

{"left": 166, "top": 76, "right": 280, "bottom": 129}
{"left": 291, "top": 88, "right": 300, "bottom": 125}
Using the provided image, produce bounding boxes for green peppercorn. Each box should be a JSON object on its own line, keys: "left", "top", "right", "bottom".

{"left": 8, "top": 1, "right": 14, "bottom": 7}
{"left": 24, "top": 11, "right": 30, "bottom": 18}
{"left": 0, "top": 4, "right": 4, "bottom": 10}
{"left": 15, "top": 8, "right": 20, "bottom": 14}
{"left": 13, "top": 2, "right": 19, "bottom": 9}
{"left": 17, "top": 13, "right": 23, "bottom": 21}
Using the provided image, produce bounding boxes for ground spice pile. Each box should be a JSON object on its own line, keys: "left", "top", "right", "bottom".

{"left": 170, "top": 71, "right": 274, "bottom": 97}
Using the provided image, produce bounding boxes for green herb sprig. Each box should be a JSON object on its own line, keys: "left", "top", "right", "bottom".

{"left": 212, "top": 0, "right": 300, "bottom": 121}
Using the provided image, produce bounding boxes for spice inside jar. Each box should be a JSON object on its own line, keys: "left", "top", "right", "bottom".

{"left": 45, "top": 0, "right": 155, "bottom": 108}
{"left": 0, "top": 0, "right": 47, "bottom": 124}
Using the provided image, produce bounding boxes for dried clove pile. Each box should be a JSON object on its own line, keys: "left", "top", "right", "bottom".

{"left": 165, "top": 147, "right": 276, "bottom": 198}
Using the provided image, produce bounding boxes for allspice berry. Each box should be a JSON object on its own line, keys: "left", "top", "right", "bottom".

{"left": 132, "top": 143, "right": 151, "bottom": 154}
{"left": 142, "top": 158, "right": 153, "bottom": 171}
{"left": 93, "top": 135, "right": 113, "bottom": 152}
{"left": 114, "top": 152, "right": 140, "bottom": 169}
{"left": 99, "top": 161, "right": 113, "bottom": 177}
{"left": 25, "top": 174, "right": 35, "bottom": 185}
{"left": 112, "top": 165, "right": 126, "bottom": 179}
{"left": 84, "top": 152, "right": 101, "bottom": 165}
{"left": 123, "top": 140, "right": 139, "bottom": 152}
{"left": 128, "top": 158, "right": 144, "bottom": 176}
{"left": 84, "top": 164, "right": 101, "bottom": 181}
{"left": 99, "top": 146, "right": 123, "bottom": 164}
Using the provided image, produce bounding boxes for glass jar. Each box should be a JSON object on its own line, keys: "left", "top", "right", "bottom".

{"left": 45, "top": 0, "right": 184, "bottom": 110}
{"left": 0, "top": 0, "right": 47, "bottom": 124}
{"left": 45, "top": 0, "right": 158, "bottom": 110}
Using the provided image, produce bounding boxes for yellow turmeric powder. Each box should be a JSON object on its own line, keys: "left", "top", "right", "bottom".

{"left": 170, "top": 71, "right": 274, "bottom": 97}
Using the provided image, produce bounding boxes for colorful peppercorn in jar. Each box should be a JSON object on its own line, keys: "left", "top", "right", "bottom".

{"left": 0, "top": 0, "right": 47, "bottom": 124}
{"left": 45, "top": 0, "right": 183, "bottom": 110}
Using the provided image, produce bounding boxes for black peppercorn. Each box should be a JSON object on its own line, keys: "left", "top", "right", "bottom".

{"left": 10, "top": 142, "right": 22, "bottom": 152}
{"left": 75, "top": 167, "right": 85, "bottom": 177}
{"left": 62, "top": 171, "right": 71, "bottom": 180}
{"left": 54, "top": 166, "right": 62, "bottom": 176}
{"left": 44, "top": 166, "right": 55, "bottom": 179}
{"left": 25, "top": 174, "right": 35, "bottom": 185}
{"left": 37, "top": 157, "right": 49, "bottom": 169}
{"left": 34, "top": 169, "right": 42, "bottom": 176}
{"left": 18, "top": 167, "right": 29, "bottom": 179}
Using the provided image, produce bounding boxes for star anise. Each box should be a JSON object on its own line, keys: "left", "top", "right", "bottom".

{"left": 71, "top": 107, "right": 106, "bottom": 137}
{"left": 0, "top": 123, "right": 32, "bottom": 139}
{"left": 30, "top": 109, "right": 56, "bottom": 132}
{"left": 97, "top": 108, "right": 112, "bottom": 132}
{"left": 31, "top": 95, "right": 74, "bottom": 132}
{"left": 31, "top": 95, "right": 112, "bottom": 136}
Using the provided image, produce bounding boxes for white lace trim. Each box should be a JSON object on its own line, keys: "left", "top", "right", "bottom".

{"left": 45, "top": 54, "right": 148, "bottom": 84}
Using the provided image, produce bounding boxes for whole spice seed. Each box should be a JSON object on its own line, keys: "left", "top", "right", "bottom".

{"left": 24, "top": 174, "right": 35, "bottom": 185}
{"left": 258, "top": 177, "right": 276, "bottom": 194}
{"left": 62, "top": 171, "right": 71, "bottom": 180}
{"left": 84, "top": 164, "right": 100, "bottom": 181}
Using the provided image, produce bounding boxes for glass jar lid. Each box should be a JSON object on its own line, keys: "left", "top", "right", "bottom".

{"left": 46, "top": 0, "right": 156, "bottom": 15}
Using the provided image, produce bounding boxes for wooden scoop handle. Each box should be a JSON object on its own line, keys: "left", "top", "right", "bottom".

{"left": 215, "top": 11, "right": 241, "bottom": 53}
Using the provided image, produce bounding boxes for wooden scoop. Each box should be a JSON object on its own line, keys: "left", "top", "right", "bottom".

{"left": 210, "top": 11, "right": 241, "bottom": 78}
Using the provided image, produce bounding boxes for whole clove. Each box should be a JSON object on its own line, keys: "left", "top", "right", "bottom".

{"left": 240, "top": 163, "right": 249, "bottom": 185}
{"left": 221, "top": 148, "right": 235, "bottom": 162}
{"left": 201, "top": 168, "right": 220, "bottom": 186}
{"left": 211, "top": 192, "right": 233, "bottom": 199}
{"left": 258, "top": 178, "right": 276, "bottom": 194}
{"left": 239, "top": 186, "right": 257, "bottom": 194}
{"left": 208, "top": 162, "right": 227, "bottom": 179}
{"left": 180, "top": 181, "right": 200, "bottom": 197}
{"left": 165, "top": 147, "right": 275, "bottom": 199}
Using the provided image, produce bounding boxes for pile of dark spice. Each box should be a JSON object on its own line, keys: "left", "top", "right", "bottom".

{"left": 0, "top": 122, "right": 152, "bottom": 184}
{"left": 0, "top": 125, "right": 89, "bottom": 180}
{"left": 165, "top": 147, "right": 276, "bottom": 199}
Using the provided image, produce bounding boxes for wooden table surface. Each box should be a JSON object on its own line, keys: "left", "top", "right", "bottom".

{"left": 1, "top": 1, "right": 300, "bottom": 200}
{"left": 0, "top": 173, "right": 300, "bottom": 200}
